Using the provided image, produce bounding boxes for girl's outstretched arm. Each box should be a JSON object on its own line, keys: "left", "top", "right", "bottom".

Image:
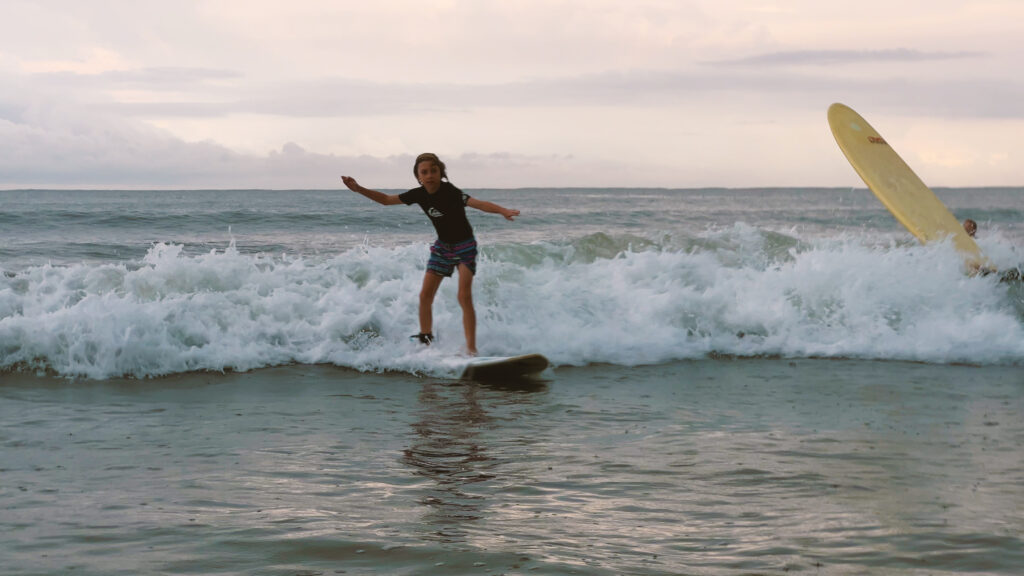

{"left": 341, "top": 176, "right": 403, "bottom": 206}
{"left": 467, "top": 197, "right": 519, "bottom": 221}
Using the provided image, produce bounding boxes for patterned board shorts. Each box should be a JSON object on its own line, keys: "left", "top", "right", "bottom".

{"left": 427, "top": 237, "right": 477, "bottom": 277}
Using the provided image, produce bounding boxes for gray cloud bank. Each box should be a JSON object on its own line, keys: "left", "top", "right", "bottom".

{"left": 20, "top": 50, "right": 1024, "bottom": 120}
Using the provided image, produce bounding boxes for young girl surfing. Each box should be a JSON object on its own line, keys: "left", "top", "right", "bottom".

{"left": 341, "top": 153, "right": 520, "bottom": 356}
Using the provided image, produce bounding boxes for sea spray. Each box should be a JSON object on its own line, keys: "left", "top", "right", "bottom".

{"left": 2, "top": 229, "right": 1021, "bottom": 379}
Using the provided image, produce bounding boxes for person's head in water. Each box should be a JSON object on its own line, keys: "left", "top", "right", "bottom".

{"left": 413, "top": 153, "right": 447, "bottom": 188}
{"left": 963, "top": 218, "right": 977, "bottom": 238}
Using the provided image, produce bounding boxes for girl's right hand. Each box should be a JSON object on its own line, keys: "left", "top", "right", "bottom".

{"left": 341, "top": 176, "right": 361, "bottom": 191}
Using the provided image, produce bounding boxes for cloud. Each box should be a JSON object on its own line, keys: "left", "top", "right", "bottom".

{"left": 98, "top": 67, "right": 243, "bottom": 85}
{"left": 709, "top": 48, "right": 987, "bottom": 67}
{"left": 30, "top": 66, "right": 243, "bottom": 87}
{"left": 22, "top": 65, "right": 243, "bottom": 100}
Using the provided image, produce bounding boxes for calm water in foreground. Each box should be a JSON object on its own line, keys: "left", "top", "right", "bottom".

{"left": 3, "top": 360, "right": 1023, "bottom": 575}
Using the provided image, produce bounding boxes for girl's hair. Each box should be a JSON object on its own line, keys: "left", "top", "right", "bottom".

{"left": 413, "top": 152, "right": 448, "bottom": 181}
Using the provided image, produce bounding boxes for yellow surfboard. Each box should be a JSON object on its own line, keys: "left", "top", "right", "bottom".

{"left": 827, "top": 103, "right": 988, "bottom": 271}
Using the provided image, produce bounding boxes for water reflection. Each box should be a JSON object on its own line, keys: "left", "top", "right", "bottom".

{"left": 402, "top": 379, "right": 545, "bottom": 543}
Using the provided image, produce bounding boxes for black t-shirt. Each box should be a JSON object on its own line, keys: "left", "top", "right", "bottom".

{"left": 399, "top": 181, "right": 474, "bottom": 243}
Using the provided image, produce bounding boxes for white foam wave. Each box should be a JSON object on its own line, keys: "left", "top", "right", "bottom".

{"left": 1, "top": 232, "right": 1022, "bottom": 379}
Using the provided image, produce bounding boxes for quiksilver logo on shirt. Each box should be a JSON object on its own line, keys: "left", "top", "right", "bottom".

{"left": 428, "top": 208, "right": 444, "bottom": 218}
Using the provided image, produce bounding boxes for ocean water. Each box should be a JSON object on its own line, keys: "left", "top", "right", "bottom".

{"left": 1, "top": 187, "right": 1023, "bottom": 575}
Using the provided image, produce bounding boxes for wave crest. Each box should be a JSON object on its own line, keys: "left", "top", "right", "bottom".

{"left": 2, "top": 230, "right": 1022, "bottom": 379}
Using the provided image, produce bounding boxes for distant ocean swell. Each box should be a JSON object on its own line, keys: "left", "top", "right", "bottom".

{"left": 2, "top": 229, "right": 1022, "bottom": 379}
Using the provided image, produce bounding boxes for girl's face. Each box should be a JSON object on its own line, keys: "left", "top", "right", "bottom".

{"left": 416, "top": 161, "right": 442, "bottom": 191}
{"left": 964, "top": 219, "right": 977, "bottom": 237}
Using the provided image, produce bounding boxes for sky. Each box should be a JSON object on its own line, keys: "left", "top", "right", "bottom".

{"left": 2, "top": 0, "right": 1023, "bottom": 189}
